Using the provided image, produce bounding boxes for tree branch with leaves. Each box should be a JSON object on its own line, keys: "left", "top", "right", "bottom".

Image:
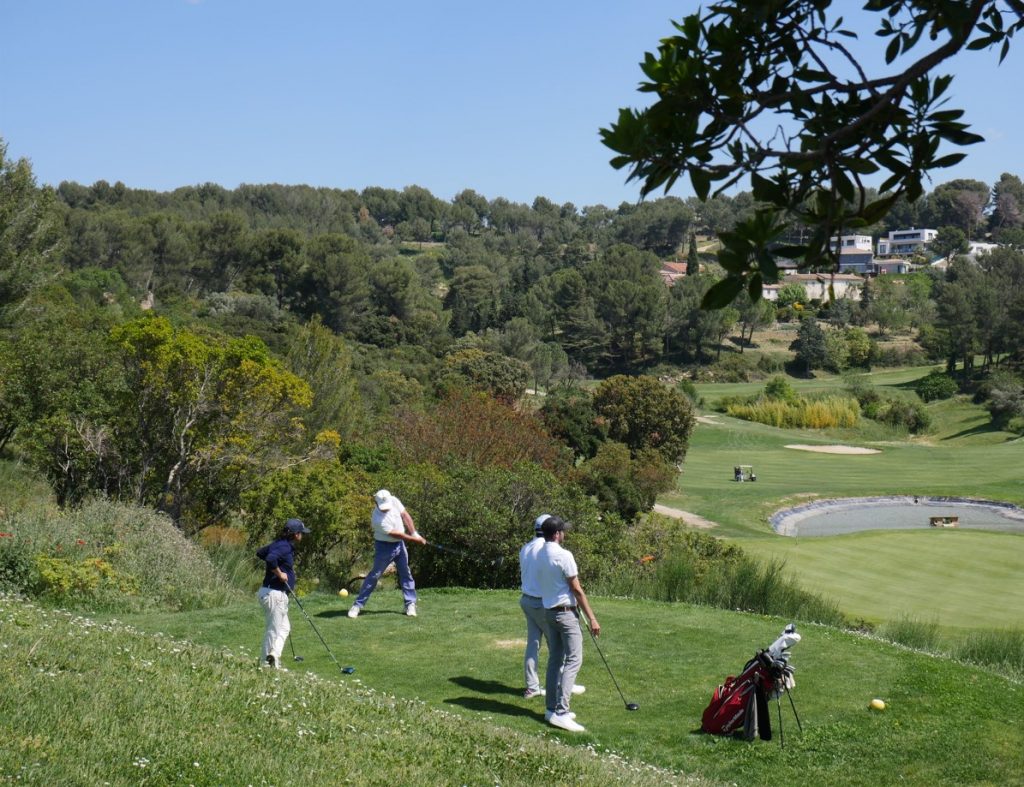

{"left": 602, "top": 0, "right": 1023, "bottom": 308}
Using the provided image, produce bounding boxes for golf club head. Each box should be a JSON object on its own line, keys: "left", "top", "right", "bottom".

{"left": 341, "top": 666, "right": 355, "bottom": 674}
{"left": 626, "top": 702, "right": 640, "bottom": 711}
{"left": 293, "top": 655, "right": 304, "bottom": 662}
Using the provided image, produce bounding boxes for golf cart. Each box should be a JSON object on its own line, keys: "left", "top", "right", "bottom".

{"left": 734, "top": 465, "right": 756, "bottom": 482}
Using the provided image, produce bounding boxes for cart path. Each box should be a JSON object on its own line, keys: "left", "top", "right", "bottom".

{"left": 652, "top": 504, "right": 718, "bottom": 529}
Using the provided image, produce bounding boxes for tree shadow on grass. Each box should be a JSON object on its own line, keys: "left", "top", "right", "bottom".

{"left": 317, "top": 608, "right": 404, "bottom": 619}
{"left": 449, "top": 676, "right": 521, "bottom": 697}
{"left": 940, "top": 421, "right": 1008, "bottom": 441}
{"left": 443, "top": 696, "right": 542, "bottom": 720}
{"left": 445, "top": 677, "right": 542, "bottom": 720}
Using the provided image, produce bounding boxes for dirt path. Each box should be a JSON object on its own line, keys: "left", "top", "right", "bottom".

{"left": 652, "top": 504, "right": 718, "bottom": 529}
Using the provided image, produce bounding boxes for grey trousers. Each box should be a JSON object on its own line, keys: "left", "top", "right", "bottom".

{"left": 520, "top": 594, "right": 549, "bottom": 692}
{"left": 544, "top": 607, "right": 583, "bottom": 715}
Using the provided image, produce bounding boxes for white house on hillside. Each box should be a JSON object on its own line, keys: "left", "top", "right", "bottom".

{"left": 762, "top": 272, "right": 864, "bottom": 302}
{"left": 877, "top": 228, "right": 937, "bottom": 256}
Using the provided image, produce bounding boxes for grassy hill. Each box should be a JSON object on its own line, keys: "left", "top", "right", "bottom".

{"left": 4, "top": 589, "right": 1022, "bottom": 785}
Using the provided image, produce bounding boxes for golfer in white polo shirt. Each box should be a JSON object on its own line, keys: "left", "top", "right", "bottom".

{"left": 535, "top": 515, "right": 600, "bottom": 732}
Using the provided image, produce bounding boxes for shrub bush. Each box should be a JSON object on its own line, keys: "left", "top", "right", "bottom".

{"left": 756, "top": 354, "right": 786, "bottom": 374}
{"left": 874, "top": 398, "right": 932, "bottom": 433}
{"left": 388, "top": 461, "right": 628, "bottom": 590}
{"left": 0, "top": 525, "right": 34, "bottom": 591}
{"left": 2, "top": 499, "right": 239, "bottom": 611}
{"left": 709, "top": 353, "right": 757, "bottom": 382}
{"left": 873, "top": 344, "right": 926, "bottom": 367}
{"left": 914, "top": 371, "right": 959, "bottom": 403}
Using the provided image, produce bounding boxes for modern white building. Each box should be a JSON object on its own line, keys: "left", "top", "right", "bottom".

{"left": 876, "top": 228, "right": 937, "bottom": 256}
{"left": 831, "top": 234, "right": 874, "bottom": 252}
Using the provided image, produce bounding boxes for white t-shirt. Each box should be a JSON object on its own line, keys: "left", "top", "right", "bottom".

{"left": 535, "top": 540, "right": 578, "bottom": 609}
{"left": 519, "top": 536, "right": 545, "bottom": 597}
{"left": 371, "top": 497, "right": 407, "bottom": 542}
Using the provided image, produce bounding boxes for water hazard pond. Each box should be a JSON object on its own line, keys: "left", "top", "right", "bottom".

{"left": 771, "top": 496, "right": 1024, "bottom": 537}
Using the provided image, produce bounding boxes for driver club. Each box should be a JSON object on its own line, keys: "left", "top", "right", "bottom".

{"left": 583, "top": 614, "right": 639, "bottom": 711}
{"left": 427, "top": 542, "right": 504, "bottom": 569}
{"left": 287, "top": 588, "right": 355, "bottom": 675}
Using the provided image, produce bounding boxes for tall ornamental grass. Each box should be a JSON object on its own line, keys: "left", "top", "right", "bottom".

{"left": 954, "top": 628, "right": 1024, "bottom": 678}
{"left": 879, "top": 614, "right": 942, "bottom": 652}
{"left": 725, "top": 395, "right": 860, "bottom": 429}
{"left": 593, "top": 524, "right": 845, "bottom": 626}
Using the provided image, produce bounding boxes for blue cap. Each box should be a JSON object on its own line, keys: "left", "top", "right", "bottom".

{"left": 285, "top": 518, "right": 311, "bottom": 534}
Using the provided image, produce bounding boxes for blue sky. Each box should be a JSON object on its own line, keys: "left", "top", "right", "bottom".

{"left": 3, "top": 1, "right": 1021, "bottom": 208}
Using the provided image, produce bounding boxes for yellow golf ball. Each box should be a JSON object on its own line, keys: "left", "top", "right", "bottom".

{"left": 338, "top": 588, "right": 349, "bottom": 597}
{"left": 870, "top": 698, "right": 886, "bottom": 711}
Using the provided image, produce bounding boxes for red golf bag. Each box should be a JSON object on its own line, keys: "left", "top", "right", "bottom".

{"left": 701, "top": 625, "right": 801, "bottom": 744}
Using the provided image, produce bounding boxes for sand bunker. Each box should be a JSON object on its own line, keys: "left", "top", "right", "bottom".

{"left": 785, "top": 444, "right": 880, "bottom": 454}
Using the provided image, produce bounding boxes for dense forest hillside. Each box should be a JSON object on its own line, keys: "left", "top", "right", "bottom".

{"left": 2, "top": 138, "right": 1024, "bottom": 590}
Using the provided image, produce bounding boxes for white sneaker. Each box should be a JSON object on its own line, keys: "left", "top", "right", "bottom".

{"left": 405, "top": 603, "right": 417, "bottom": 617}
{"left": 523, "top": 688, "right": 544, "bottom": 699}
{"left": 347, "top": 606, "right": 361, "bottom": 619}
{"left": 544, "top": 710, "right": 576, "bottom": 721}
{"left": 571, "top": 684, "right": 586, "bottom": 695}
{"left": 548, "top": 712, "right": 585, "bottom": 732}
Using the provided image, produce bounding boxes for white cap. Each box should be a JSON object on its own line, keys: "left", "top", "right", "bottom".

{"left": 534, "top": 514, "right": 551, "bottom": 532}
{"left": 374, "top": 489, "right": 394, "bottom": 511}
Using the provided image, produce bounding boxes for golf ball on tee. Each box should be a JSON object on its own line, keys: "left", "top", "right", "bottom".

{"left": 338, "top": 588, "right": 349, "bottom": 597}
{"left": 870, "top": 698, "right": 886, "bottom": 710}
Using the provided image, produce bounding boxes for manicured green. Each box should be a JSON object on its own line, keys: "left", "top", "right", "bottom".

{"left": 72, "top": 590, "right": 1024, "bottom": 785}
{"left": 732, "top": 530, "right": 1024, "bottom": 630}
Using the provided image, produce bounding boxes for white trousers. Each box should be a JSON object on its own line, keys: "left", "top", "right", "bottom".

{"left": 257, "top": 587, "right": 290, "bottom": 664}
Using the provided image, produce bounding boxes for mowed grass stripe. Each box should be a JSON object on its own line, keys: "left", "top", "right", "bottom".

{"left": 737, "top": 530, "right": 1024, "bottom": 629}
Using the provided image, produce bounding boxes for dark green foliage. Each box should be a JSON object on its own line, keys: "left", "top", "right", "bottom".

{"left": 929, "top": 225, "right": 970, "bottom": 260}
{"left": 578, "top": 443, "right": 676, "bottom": 521}
{"left": 914, "top": 371, "right": 959, "bottom": 402}
{"left": 434, "top": 348, "right": 530, "bottom": 403}
{"left": 538, "top": 385, "right": 607, "bottom": 461}
{"left": 392, "top": 462, "right": 625, "bottom": 589}
{"left": 980, "top": 369, "right": 1024, "bottom": 429}
{"left": 592, "top": 374, "right": 696, "bottom": 464}
{"left": 790, "top": 317, "right": 828, "bottom": 376}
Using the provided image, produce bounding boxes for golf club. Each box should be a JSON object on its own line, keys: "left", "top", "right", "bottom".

{"left": 427, "top": 541, "right": 504, "bottom": 568}
{"left": 287, "top": 588, "right": 356, "bottom": 675}
{"left": 288, "top": 636, "right": 304, "bottom": 662}
{"left": 582, "top": 614, "right": 639, "bottom": 711}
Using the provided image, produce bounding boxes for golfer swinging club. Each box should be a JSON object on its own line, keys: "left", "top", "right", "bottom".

{"left": 348, "top": 489, "right": 426, "bottom": 618}
{"left": 256, "top": 517, "right": 311, "bottom": 669}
